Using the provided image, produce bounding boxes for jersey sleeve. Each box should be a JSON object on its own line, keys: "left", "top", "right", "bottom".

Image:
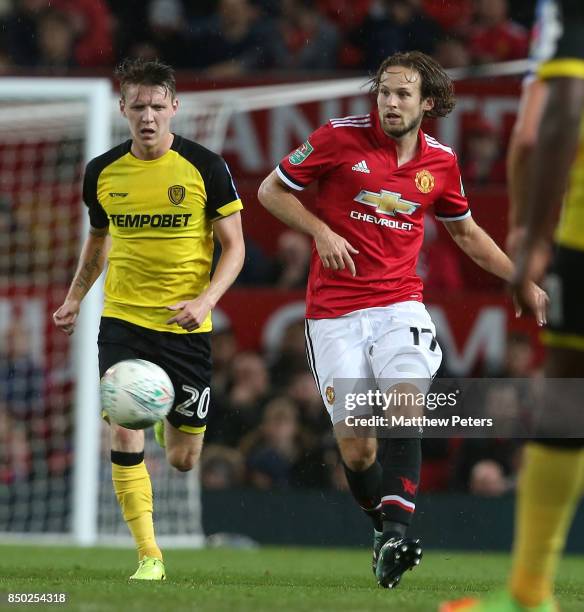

{"left": 276, "top": 123, "right": 337, "bottom": 190}
{"left": 434, "top": 155, "right": 471, "bottom": 222}
{"left": 204, "top": 157, "right": 243, "bottom": 221}
{"left": 82, "top": 159, "right": 109, "bottom": 229}
{"left": 538, "top": 0, "right": 584, "bottom": 80}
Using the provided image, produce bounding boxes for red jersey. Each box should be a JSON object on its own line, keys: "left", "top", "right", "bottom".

{"left": 277, "top": 111, "right": 470, "bottom": 319}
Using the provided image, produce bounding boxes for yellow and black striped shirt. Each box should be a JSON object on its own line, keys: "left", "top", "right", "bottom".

{"left": 83, "top": 134, "right": 243, "bottom": 333}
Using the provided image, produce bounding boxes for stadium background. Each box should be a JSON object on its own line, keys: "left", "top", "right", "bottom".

{"left": 1, "top": 0, "right": 584, "bottom": 556}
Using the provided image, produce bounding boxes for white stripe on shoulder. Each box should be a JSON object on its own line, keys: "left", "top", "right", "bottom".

{"left": 424, "top": 134, "right": 454, "bottom": 155}
{"left": 330, "top": 119, "right": 371, "bottom": 125}
{"left": 276, "top": 165, "right": 304, "bottom": 191}
{"left": 330, "top": 115, "right": 371, "bottom": 126}
{"left": 435, "top": 210, "right": 471, "bottom": 223}
{"left": 330, "top": 114, "right": 370, "bottom": 122}
{"left": 331, "top": 123, "right": 372, "bottom": 129}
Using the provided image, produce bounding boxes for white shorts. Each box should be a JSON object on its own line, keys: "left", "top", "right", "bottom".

{"left": 305, "top": 302, "right": 442, "bottom": 424}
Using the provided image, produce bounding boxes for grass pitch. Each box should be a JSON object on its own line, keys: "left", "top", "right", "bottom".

{"left": 1, "top": 546, "right": 583, "bottom": 611}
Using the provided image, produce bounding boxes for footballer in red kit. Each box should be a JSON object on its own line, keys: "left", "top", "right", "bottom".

{"left": 277, "top": 110, "right": 470, "bottom": 319}
{"left": 259, "top": 51, "right": 547, "bottom": 591}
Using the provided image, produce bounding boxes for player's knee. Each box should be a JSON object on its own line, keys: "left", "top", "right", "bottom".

{"left": 110, "top": 424, "right": 143, "bottom": 452}
{"left": 167, "top": 447, "right": 201, "bottom": 472}
{"left": 341, "top": 440, "right": 377, "bottom": 471}
{"left": 345, "top": 454, "right": 376, "bottom": 472}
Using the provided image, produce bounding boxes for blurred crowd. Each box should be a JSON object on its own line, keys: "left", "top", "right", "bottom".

{"left": 0, "top": 0, "right": 534, "bottom": 75}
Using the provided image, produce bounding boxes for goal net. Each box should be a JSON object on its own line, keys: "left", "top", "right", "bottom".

{"left": 0, "top": 63, "right": 528, "bottom": 545}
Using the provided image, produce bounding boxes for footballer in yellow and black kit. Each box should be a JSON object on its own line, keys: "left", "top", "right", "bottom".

{"left": 85, "top": 134, "right": 243, "bottom": 433}
{"left": 537, "top": 1, "right": 584, "bottom": 352}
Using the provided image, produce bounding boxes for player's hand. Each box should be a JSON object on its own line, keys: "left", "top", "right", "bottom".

{"left": 314, "top": 225, "right": 359, "bottom": 276}
{"left": 510, "top": 239, "right": 551, "bottom": 326}
{"left": 512, "top": 280, "right": 549, "bottom": 326}
{"left": 53, "top": 299, "right": 81, "bottom": 335}
{"left": 166, "top": 297, "right": 213, "bottom": 332}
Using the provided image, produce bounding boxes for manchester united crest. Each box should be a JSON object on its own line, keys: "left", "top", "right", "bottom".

{"left": 168, "top": 184, "right": 186, "bottom": 206}
{"left": 415, "top": 170, "right": 435, "bottom": 194}
{"left": 325, "top": 386, "right": 335, "bottom": 405}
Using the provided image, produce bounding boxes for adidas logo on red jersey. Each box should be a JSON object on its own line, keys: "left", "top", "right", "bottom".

{"left": 352, "top": 160, "right": 370, "bottom": 173}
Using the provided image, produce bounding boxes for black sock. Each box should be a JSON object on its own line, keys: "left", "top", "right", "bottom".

{"left": 111, "top": 450, "right": 144, "bottom": 466}
{"left": 343, "top": 460, "right": 382, "bottom": 531}
{"left": 378, "top": 438, "right": 421, "bottom": 534}
{"left": 381, "top": 520, "right": 407, "bottom": 540}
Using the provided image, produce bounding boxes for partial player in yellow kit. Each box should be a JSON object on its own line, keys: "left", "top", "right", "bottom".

{"left": 442, "top": 0, "right": 584, "bottom": 610}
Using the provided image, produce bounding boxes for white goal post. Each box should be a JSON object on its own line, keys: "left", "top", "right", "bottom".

{"left": 0, "top": 79, "right": 111, "bottom": 546}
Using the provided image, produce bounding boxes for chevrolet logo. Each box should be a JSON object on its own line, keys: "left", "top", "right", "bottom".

{"left": 354, "top": 189, "right": 420, "bottom": 217}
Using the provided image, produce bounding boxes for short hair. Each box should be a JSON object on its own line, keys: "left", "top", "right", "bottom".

{"left": 369, "top": 51, "right": 455, "bottom": 118}
{"left": 114, "top": 58, "right": 176, "bottom": 101}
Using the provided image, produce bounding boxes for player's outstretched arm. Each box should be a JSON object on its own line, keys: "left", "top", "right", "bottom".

{"left": 166, "top": 212, "right": 245, "bottom": 332}
{"left": 258, "top": 170, "right": 359, "bottom": 275}
{"left": 445, "top": 216, "right": 548, "bottom": 325}
{"left": 446, "top": 217, "right": 513, "bottom": 279}
{"left": 53, "top": 227, "right": 110, "bottom": 335}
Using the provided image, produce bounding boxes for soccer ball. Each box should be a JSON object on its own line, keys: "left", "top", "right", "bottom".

{"left": 100, "top": 359, "right": 175, "bottom": 430}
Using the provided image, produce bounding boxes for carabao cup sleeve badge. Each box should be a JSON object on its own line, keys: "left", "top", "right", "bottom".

{"left": 288, "top": 141, "right": 314, "bottom": 165}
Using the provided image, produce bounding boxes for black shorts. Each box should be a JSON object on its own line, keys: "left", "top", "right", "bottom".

{"left": 98, "top": 317, "right": 212, "bottom": 433}
{"left": 543, "top": 245, "right": 584, "bottom": 350}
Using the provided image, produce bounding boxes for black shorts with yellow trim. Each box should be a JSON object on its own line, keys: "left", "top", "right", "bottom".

{"left": 542, "top": 245, "right": 584, "bottom": 351}
{"left": 98, "top": 316, "right": 211, "bottom": 434}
